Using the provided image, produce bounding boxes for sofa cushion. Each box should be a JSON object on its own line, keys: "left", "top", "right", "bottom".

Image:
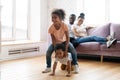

{"left": 110, "top": 23, "right": 120, "bottom": 40}
{"left": 87, "top": 23, "right": 110, "bottom": 37}
{"left": 76, "top": 42, "right": 100, "bottom": 51}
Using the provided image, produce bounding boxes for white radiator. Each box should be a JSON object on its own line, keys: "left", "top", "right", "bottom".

{"left": 9, "top": 47, "right": 39, "bottom": 55}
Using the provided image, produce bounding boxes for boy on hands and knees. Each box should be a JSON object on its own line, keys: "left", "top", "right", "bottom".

{"left": 49, "top": 44, "right": 74, "bottom": 77}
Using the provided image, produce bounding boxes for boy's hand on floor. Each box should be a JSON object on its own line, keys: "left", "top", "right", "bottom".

{"left": 66, "top": 74, "right": 71, "bottom": 77}
{"left": 49, "top": 73, "right": 55, "bottom": 76}
{"left": 64, "top": 51, "right": 68, "bottom": 57}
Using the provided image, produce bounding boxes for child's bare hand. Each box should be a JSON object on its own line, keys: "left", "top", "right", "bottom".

{"left": 66, "top": 74, "right": 71, "bottom": 77}
{"left": 64, "top": 51, "right": 68, "bottom": 57}
{"left": 49, "top": 73, "right": 55, "bottom": 76}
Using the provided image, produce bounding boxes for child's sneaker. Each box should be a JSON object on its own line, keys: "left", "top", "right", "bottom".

{"left": 74, "top": 65, "right": 79, "bottom": 73}
{"left": 42, "top": 68, "right": 51, "bottom": 73}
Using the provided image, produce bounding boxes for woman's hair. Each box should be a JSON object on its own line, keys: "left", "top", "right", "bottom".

{"left": 78, "top": 13, "right": 85, "bottom": 19}
{"left": 55, "top": 44, "right": 65, "bottom": 51}
{"left": 51, "top": 9, "right": 66, "bottom": 20}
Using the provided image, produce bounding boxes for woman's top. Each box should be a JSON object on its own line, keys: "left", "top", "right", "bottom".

{"left": 72, "top": 24, "right": 88, "bottom": 38}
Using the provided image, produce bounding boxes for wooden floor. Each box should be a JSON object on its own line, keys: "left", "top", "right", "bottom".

{"left": 0, "top": 56, "right": 120, "bottom": 80}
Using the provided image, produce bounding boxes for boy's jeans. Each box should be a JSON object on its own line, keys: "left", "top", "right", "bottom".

{"left": 46, "top": 42, "right": 78, "bottom": 68}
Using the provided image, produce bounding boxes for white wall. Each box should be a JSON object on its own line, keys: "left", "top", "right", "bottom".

{"left": 0, "top": 4, "right": 1, "bottom": 75}
{"left": 30, "top": 0, "right": 41, "bottom": 41}
{"left": 30, "top": 0, "right": 48, "bottom": 41}
{"left": 40, "top": 0, "right": 48, "bottom": 41}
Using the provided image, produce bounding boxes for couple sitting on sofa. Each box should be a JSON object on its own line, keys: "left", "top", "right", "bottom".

{"left": 68, "top": 13, "right": 117, "bottom": 48}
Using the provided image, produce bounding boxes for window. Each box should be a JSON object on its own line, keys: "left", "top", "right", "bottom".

{"left": 15, "top": 0, "right": 28, "bottom": 40}
{"left": 109, "top": 0, "right": 120, "bottom": 23}
{"left": 1, "top": 0, "right": 29, "bottom": 41}
{"left": 77, "top": 0, "right": 120, "bottom": 26}
{"left": 83, "top": 0, "right": 105, "bottom": 25}
{"left": 1, "top": 0, "right": 13, "bottom": 40}
{"left": 77, "top": 0, "right": 105, "bottom": 26}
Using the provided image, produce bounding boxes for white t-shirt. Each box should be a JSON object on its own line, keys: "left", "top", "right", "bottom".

{"left": 67, "top": 24, "right": 75, "bottom": 38}
{"left": 55, "top": 53, "right": 72, "bottom": 65}
{"left": 72, "top": 24, "right": 88, "bottom": 38}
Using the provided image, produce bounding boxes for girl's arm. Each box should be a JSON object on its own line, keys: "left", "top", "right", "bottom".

{"left": 49, "top": 62, "right": 57, "bottom": 76}
{"left": 51, "top": 34, "right": 56, "bottom": 47}
{"left": 64, "top": 31, "right": 69, "bottom": 56}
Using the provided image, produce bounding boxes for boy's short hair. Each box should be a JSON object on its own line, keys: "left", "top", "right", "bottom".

{"left": 55, "top": 44, "right": 65, "bottom": 51}
{"left": 70, "top": 14, "right": 76, "bottom": 17}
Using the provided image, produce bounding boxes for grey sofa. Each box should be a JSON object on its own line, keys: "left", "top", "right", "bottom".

{"left": 76, "top": 23, "right": 120, "bottom": 62}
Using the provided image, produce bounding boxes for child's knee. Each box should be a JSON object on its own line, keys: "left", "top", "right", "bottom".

{"left": 61, "top": 64, "right": 74, "bottom": 71}
{"left": 61, "top": 64, "right": 66, "bottom": 70}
